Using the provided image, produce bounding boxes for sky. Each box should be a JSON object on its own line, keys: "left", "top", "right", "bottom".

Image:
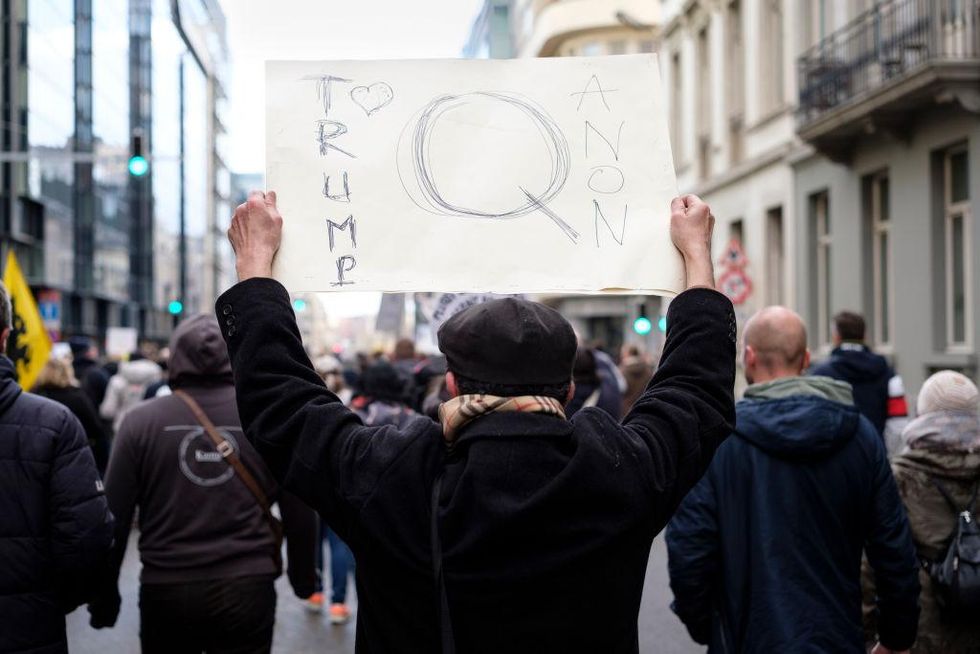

{"left": 223, "top": 0, "right": 484, "bottom": 317}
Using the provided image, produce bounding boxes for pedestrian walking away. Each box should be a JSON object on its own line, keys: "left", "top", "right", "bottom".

{"left": 809, "top": 311, "right": 908, "bottom": 443}
{"left": 864, "top": 370, "right": 980, "bottom": 653}
{"left": 33, "top": 356, "right": 111, "bottom": 475}
{"left": 88, "top": 314, "right": 315, "bottom": 654}
{"left": 99, "top": 352, "right": 163, "bottom": 433}
{"left": 69, "top": 336, "right": 111, "bottom": 412}
{"left": 216, "top": 190, "right": 735, "bottom": 653}
{"left": 667, "top": 306, "right": 920, "bottom": 653}
{"left": 0, "top": 281, "right": 114, "bottom": 654}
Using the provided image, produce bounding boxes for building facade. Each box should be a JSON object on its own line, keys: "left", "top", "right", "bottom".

{"left": 464, "top": 0, "right": 514, "bottom": 59}
{"left": 0, "top": 0, "right": 231, "bottom": 345}
{"left": 658, "top": 0, "right": 803, "bottom": 321}
{"left": 793, "top": 0, "right": 980, "bottom": 396}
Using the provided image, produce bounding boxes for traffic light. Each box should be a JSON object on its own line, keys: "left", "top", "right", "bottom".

{"left": 167, "top": 300, "right": 183, "bottom": 315}
{"left": 658, "top": 315, "right": 668, "bottom": 333}
{"left": 292, "top": 298, "right": 307, "bottom": 312}
{"left": 633, "top": 303, "right": 652, "bottom": 335}
{"left": 129, "top": 130, "right": 149, "bottom": 177}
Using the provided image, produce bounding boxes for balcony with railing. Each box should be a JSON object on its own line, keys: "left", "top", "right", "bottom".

{"left": 797, "top": 0, "right": 979, "bottom": 159}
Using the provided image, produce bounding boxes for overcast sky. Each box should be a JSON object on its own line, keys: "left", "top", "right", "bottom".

{"left": 223, "top": 0, "right": 483, "bottom": 317}
{"left": 224, "top": 0, "right": 483, "bottom": 174}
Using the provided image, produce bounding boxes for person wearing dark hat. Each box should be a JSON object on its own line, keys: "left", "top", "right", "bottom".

{"left": 350, "top": 360, "right": 417, "bottom": 428}
{"left": 566, "top": 346, "right": 623, "bottom": 419}
{"left": 216, "top": 190, "right": 735, "bottom": 653}
{"left": 69, "top": 335, "right": 111, "bottom": 412}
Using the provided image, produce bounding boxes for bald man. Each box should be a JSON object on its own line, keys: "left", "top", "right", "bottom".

{"left": 666, "top": 307, "right": 920, "bottom": 654}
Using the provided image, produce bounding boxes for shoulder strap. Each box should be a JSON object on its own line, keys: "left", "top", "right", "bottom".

{"left": 173, "top": 390, "right": 282, "bottom": 542}
{"left": 583, "top": 389, "right": 601, "bottom": 408}
{"left": 929, "top": 476, "right": 980, "bottom": 516}
{"left": 930, "top": 477, "right": 961, "bottom": 515}
{"left": 967, "top": 479, "right": 980, "bottom": 514}
{"left": 430, "top": 472, "right": 456, "bottom": 654}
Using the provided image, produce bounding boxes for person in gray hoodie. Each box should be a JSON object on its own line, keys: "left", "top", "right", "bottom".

{"left": 88, "top": 315, "right": 315, "bottom": 653}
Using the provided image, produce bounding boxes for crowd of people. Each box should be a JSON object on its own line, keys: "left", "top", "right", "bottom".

{"left": 0, "top": 192, "right": 977, "bottom": 653}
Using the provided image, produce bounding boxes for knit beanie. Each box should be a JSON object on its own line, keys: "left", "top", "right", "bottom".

{"left": 917, "top": 370, "right": 979, "bottom": 415}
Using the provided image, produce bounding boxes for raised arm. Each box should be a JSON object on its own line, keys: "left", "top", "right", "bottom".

{"left": 622, "top": 196, "right": 736, "bottom": 523}
{"left": 218, "top": 191, "right": 431, "bottom": 536}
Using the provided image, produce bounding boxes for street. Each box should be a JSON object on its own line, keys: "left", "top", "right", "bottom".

{"left": 67, "top": 531, "right": 702, "bottom": 653}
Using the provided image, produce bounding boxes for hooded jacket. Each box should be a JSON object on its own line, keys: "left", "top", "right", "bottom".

{"left": 99, "top": 358, "right": 163, "bottom": 431}
{"left": 92, "top": 315, "right": 282, "bottom": 626}
{"left": 0, "top": 356, "right": 114, "bottom": 654}
{"left": 667, "top": 376, "right": 920, "bottom": 653}
{"left": 869, "top": 412, "right": 980, "bottom": 653}
{"left": 809, "top": 343, "right": 905, "bottom": 436}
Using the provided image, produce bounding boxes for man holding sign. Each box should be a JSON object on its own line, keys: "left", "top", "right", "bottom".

{"left": 217, "top": 191, "right": 734, "bottom": 652}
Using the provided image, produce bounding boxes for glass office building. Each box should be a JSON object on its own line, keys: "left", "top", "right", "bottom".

{"left": 0, "top": 0, "right": 231, "bottom": 343}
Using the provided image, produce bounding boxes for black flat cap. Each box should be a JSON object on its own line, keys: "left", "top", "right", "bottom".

{"left": 437, "top": 298, "right": 576, "bottom": 386}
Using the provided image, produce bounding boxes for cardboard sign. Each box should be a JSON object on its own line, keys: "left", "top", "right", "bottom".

{"left": 105, "top": 327, "right": 138, "bottom": 359}
{"left": 266, "top": 55, "right": 681, "bottom": 295}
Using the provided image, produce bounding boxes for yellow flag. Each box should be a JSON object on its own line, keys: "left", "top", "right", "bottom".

{"left": 3, "top": 252, "right": 52, "bottom": 389}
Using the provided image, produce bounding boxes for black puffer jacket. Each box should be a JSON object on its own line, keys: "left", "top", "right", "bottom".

{"left": 0, "top": 356, "right": 114, "bottom": 653}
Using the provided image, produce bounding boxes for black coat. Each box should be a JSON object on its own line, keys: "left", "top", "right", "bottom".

{"left": 34, "top": 385, "right": 109, "bottom": 474}
{"left": 216, "top": 279, "right": 736, "bottom": 654}
{"left": 666, "top": 389, "right": 920, "bottom": 652}
{"left": 72, "top": 356, "right": 110, "bottom": 410}
{"left": 0, "top": 356, "right": 114, "bottom": 653}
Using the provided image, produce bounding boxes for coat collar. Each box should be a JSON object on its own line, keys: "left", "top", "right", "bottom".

{"left": 451, "top": 410, "right": 574, "bottom": 446}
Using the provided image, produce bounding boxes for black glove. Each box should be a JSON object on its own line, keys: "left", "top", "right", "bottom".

{"left": 88, "top": 590, "right": 121, "bottom": 629}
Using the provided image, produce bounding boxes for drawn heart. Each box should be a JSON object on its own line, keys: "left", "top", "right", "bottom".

{"left": 350, "top": 82, "right": 394, "bottom": 117}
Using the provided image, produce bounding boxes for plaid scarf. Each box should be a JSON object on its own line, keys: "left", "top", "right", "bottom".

{"left": 438, "top": 394, "right": 566, "bottom": 443}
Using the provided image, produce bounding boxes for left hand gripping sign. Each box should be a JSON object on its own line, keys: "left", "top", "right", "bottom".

{"left": 266, "top": 55, "right": 681, "bottom": 295}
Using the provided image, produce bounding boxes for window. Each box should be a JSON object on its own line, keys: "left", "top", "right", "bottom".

{"left": 638, "top": 39, "right": 655, "bottom": 53}
{"left": 696, "top": 26, "right": 711, "bottom": 178}
{"left": 730, "top": 218, "right": 744, "bottom": 246}
{"left": 766, "top": 206, "right": 784, "bottom": 305}
{"left": 944, "top": 146, "right": 972, "bottom": 348}
{"left": 868, "top": 173, "right": 892, "bottom": 346}
{"left": 760, "top": 0, "right": 784, "bottom": 114}
{"left": 580, "top": 41, "right": 603, "bottom": 57}
{"left": 608, "top": 40, "right": 626, "bottom": 55}
{"left": 726, "top": 0, "right": 744, "bottom": 164}
{"left": 803, "top": 0, "right": 828, "bottom": 49}
{"left": 810, "top": 191, "right": 832, "bottom": 345}
{"left": 670, "top": 51, "right": 683, "bottom": 165}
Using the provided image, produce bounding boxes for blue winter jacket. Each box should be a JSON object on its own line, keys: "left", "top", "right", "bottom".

{"left": 0, "top": 356, "right": 114, "bottom": 653}
{"left": 666, "top": 377, "right": 920, "bottom": 653}
{"left": 809, "top": 344, "right": 897, "bottom": 436}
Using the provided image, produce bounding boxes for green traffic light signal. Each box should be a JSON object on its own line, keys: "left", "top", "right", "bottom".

{"left": 633, "top": 316, "right": 653, "bottom": 335}
{"left": 292, "top": 298, "right": 307, "bottom": 312}
{"left": 128, "top": 155, "right": 149, "bottom": 177}
{"left": 658, "top": 316, "right": 668, "bottom": 332}
{"left": 168, "top": 300, "right": 183, "bottom": 315}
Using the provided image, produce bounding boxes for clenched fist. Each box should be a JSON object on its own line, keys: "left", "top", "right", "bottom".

{"left": 669, "top": 194, "right": 716, "bottom": 290}
{"left": 228, "top": 190, "right": 283, "bottom": 281}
